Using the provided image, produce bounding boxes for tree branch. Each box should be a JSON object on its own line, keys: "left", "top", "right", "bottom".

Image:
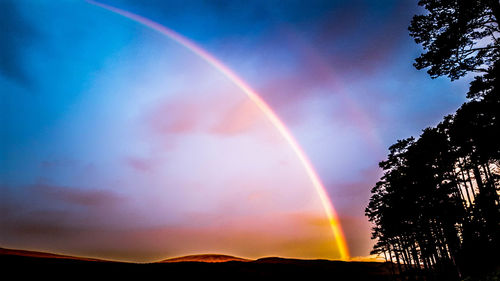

{"left": 487, "top": 0, "right": 500, "bottom": 27}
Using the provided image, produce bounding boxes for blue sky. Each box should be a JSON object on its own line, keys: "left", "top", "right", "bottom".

{"left": 1, "top": 0, "right": 471, "bottom": 261}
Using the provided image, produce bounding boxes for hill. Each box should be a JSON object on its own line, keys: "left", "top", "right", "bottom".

{"left": 0, "top": 247, "right": 395, "bottom": 280}
{"left": 0, "top": 247, "right": 107, "bottom": 262}
{"left": 160, "top": 254, "right": 251, "bottom": 263}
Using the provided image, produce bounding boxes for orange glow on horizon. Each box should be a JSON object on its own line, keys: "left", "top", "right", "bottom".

{"left": 87, "top": 0, "right": 350, "bottom": 260}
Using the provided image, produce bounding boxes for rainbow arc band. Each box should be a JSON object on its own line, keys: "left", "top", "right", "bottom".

{"left": 87, "top": 0, "right": 349, "bottom": 260}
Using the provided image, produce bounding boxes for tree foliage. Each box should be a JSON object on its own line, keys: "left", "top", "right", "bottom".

{"left": 409, "top": 0, "right": 500, "bottom": 80}
{"left": 367, "top": 0, "right": 500, "bottom": 280}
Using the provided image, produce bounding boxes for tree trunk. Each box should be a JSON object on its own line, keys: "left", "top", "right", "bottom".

{"left": 459, "top": 168, "right": 473, "bottom": 206}
{"left": 482, "top": 163, "right": 499, "bottom": 203}
{"left": 393, "top": 244, "right": 403, "bottom": 277}
{"left": 473, "top": 165, "right": 485, "bottom": 193}
{"left": 385, "top": 248, "right": 398, "bottom": 281}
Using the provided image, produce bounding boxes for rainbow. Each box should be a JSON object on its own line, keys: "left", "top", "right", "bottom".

{"left": 87, "top": 0, "right": 350, "bottom": 260}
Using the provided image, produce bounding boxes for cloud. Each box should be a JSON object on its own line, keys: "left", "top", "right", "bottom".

{"left": 125, "top": 157, "right": 154, "bottom": 172}
{"left": 0, "top": 184, "right": 124, "bottom": 241}
{"left": 34, "top": 184, "right": 122, "bottom": 207}
{"left": 327, "top": 166, "right": 382, "bottom": 214}
{"left": 209, "top": 99, "right": 261, "bottom": 136}
{"left": 0, "top": 182, "right": 346, "bottom": 262}
{"left": 237, "top": 0, "right": 417, "bottom": 129}
{"left": 144, "top": 88, "right": 267, "bottom": 139}
{"left": 147, "top": 98, "right": 202, "bottom": 135}
{"left": 1, "top": 209, "right": 84, "bottom": 237}
{"left": 313, "top": 1, "right": 415, "bottom": 75}
{"left": 78, "top": 212, "right": 343, "bottom": 262}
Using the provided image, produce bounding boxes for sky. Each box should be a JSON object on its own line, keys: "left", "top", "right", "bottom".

{"left": 0, "top": 0, "right": 471, "bottom": 262}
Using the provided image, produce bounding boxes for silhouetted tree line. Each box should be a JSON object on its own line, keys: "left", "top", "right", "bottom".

{"left": 366, "top": 1, "right": 500, "bottom": 280}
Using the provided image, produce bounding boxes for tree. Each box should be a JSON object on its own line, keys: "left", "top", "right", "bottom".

{"left": 367, "top": 1, "right": 500, "bottom": 279}
{"left": 468, "top": 60, "right": 500, "bottom": 99}
{"left": 409, "top": 0, "right": 500, "bottom": 80}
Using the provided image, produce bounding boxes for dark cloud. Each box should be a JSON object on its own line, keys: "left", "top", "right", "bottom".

{"left": 34, "top": 184, "right": 122, "bottom": 208}
{"left": 104, "top": 0, "right": 405, "bottom": 46}
{"left": 1, "top": 209, "right": 84, "bottom": 237}
{"left": 314, "top": 1, "right": 417, "bottom": 75}
{"left": 250, "top": 1, "right": 416, "bottom": 117}
{"left": 0, "top": 0, "right": 38, "bottom": 85}
{"left": 0, "top": 184, "right": 163, "bottom": 262}
{"left": 0, "top": 184, "right": 124, "bottom": 241}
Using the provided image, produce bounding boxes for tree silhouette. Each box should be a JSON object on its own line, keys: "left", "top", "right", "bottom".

{"left": 409, "top": 0, "right": 500, "bottom": 80}
{"left": 367, "top": 0, "right": 500, "bottom": 280}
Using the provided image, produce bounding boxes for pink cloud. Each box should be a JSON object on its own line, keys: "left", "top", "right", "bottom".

{"left": 125, "top": 157, "right": 153, "bottom": 172}
{"left": 147, "top": 98, "right": 202, "bottom": 135}
{"left": 144, "top": 88, "right": 269, "bottom": 139}
{"left": 209, "top": 99, "right": 261, "bottom": 136}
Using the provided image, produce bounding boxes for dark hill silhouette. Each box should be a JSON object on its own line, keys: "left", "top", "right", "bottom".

{"left": 0, "top": 247, "right": 396, "bottom": 280}
{"left": 0, "top": 247, "right": 108, "bottom": 262}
